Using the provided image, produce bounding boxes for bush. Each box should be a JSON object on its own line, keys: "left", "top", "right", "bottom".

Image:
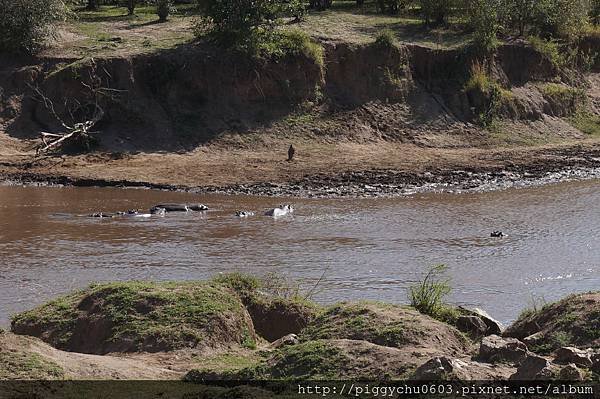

{"left": 0, "top": 0, "right": 68, "bottom": 54}
{"left": 374, "top": 29, "right": 396, "bottom": 48}
{"left": 467, "top": 0, "right": 499, "bottom": 53}
{"left": 199, "top": 0, "right": 305, "bottom": 46}
{"left": 499, "top": 0, "right": 590, "bottom": 39}
{"left": 408, "top": 264, "right": 453, "bottom": 320}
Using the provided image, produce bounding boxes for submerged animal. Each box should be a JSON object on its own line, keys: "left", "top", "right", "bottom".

{"left": 235, "top": 211, "right": 255, "bottom": 217}
{"left": 150, "top": 203, "right": 209, "bottom": 213}
{"left": 89, "top": 212, "right": 113, "bottom": 218}
{"left": 490, "top": 231, "right": 504, "bottom": 238}
{"left": 264, "top": 204, "right": 294, "bottom": 217}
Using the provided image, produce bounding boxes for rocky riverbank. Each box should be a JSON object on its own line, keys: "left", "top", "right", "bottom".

{"left": 3, "top": 142, "right": 600, "bottom": 197}
{"left": 1, "top": 274, "right": 598, "bottom": 395}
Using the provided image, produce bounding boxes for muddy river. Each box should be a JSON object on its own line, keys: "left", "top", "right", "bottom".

{"left": 0, "top": 181, "right": 599, "bottom": 327}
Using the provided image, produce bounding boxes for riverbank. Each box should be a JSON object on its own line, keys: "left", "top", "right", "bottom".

{"left": 3, "top": 140, "right": 600, "bottom": 197}
{"left": 1, "top": 26, "right": 599, "bottom": 198}
{"left": 1, "top": 274, "right": 598, "bottom": 387}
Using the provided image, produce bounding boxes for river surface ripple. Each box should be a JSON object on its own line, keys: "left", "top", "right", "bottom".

{"left": 0, "top": 181, "right": 599, "bottom": 327}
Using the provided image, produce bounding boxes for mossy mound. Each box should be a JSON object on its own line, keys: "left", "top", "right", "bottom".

{"left": 504, "top": 292, "right": 600, "bottom": 354}
{"left": 300, "top": 302, "right": 470, "bottom": 355}
{"left": 11, "top": 281, "right": 256, "bottom": 354}
{"left": 0, "top": 333, "right": 64, "bottom": 380}
{"left": 187, "top": 339, "right": 422, "bottom": 380}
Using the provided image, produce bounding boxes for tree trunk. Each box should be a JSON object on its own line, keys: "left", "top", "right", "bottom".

{"left": 127, "top": 0, "right": 135, "bottom": 15}
{"left": 87, "top": 0, "right": 98, "bottom": 10}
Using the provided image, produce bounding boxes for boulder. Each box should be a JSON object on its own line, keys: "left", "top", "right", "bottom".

{"left": 459, "top": 307, "right": 503, "bottom": 335}
{"left": 269, "top": 333, "right": 299, "bottom": 349}
{"left": 413, "top": 357, "right": 469, "bottom": 380}
{"left": 553, "top": 347, "right": 593, "bottom": 368}
{"left": 510, "top": 354, "right": 555, "bottom": 380}
{"left": 478, "top": 335, "right": 528, "bottom": 365}
{"left": 522, "top": 331, "right": 544, "bottom": 347}
{"left": 558, "top": 364, "right": 585, "bottom": 381}
{"left": 456, "top": 315, "right": 488, "bottom": 339}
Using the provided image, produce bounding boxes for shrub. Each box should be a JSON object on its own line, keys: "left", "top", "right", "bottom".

{"left": 374, "top": 29, "right": 396, "bottom": 48}
{"left": 408, "top": 264, "right": 453, "bottom": 319}
{"left": 199, "top": 0, "right": 305, "bottom": 46}
{"left": 467, "top": 0, "right": 499, "bottom": 53}
{"left": 528, "top": 36, "right": 567, "bottom": 68}
{"left": 499, "top": 0, "right": 590, "bottom": 39}
{"left": 0, "top": 0, "right": 68, "bottom": 54}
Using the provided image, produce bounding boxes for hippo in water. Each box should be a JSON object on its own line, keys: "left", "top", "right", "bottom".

{"left": 264, "top": 204, "right": 294, "bottom": 217}
{"left": 116, "top": 210, "right": 153, "bottom": 218}
{"left": 89, "top": 212, "right": 113, "bottom": 218}
{"left": 150, "top": 203, "right": 209, "bottom": 213}
{"left": 235, "top": 211, "right": 255, "bottom": 217}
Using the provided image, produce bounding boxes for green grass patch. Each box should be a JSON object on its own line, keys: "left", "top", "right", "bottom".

{"left": 569, "top": 111, "right": 600, "bottom": 136}
{"left": 0, "top": 350, "right": 64, "bottom": 380}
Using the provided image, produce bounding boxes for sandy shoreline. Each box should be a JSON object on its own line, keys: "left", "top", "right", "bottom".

{"left": 2, "top": 140, "right": 600, "bottom": 197}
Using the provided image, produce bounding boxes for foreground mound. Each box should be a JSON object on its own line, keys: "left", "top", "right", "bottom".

{"left": 301, "top": 302, "right": 470, "bottom": 355}
{"left": 504, "top": 292, "right": 600, "bottom": 354}
{"left": 187, "top": 339, "right": 431, "bottom": 380}
{"left": 11, "top": 281, "right": 256, "bottom": 354}
{"left": 0, "top": 330, "right": 64, "bottom": 380}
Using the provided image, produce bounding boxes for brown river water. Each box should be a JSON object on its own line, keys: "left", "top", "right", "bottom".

{"left": 0, "top": 181, "right": 599, "bottom": 327}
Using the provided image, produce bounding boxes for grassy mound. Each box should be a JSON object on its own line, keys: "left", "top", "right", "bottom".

{"left": 187, "top": 339, "right": 421, "bottom": 380}
{"left": 504, "top": 292, "right": 600, "bottom": 354}
{"left": 11, "top": 281, "right": 256, "bottom": 354}
{"left": 300, "top": 302, "right": 470, "bottom": 355}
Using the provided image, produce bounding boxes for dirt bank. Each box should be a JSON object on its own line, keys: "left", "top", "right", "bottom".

{"left": 1, "top": 38, "right": 599, "bottom": 196}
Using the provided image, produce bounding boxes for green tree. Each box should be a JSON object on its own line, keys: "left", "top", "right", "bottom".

{"left": 499, "top": 0, "right": 590, "bottom": 38}
{"left": 201, "top": 0, "right": 304, "bottom": 45}
{"left": 0, "top": 0, "right": 67, "bottom": 54}
{"left": 467, "top": 0, "right": 499, "bottom": 52}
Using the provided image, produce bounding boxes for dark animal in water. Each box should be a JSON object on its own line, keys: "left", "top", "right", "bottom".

{"left": 288, "top": 144, "right": 295, "bottom": 161}
{"left": 490, "top": 231, "right": 504, "bottom": 238}
{"left": 235, "top": 211, "right": 255, "bottom": 217}
{"left": 150, "top": 203, "right": 209, "bottom": 213}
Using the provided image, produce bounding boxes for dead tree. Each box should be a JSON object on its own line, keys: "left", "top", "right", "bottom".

{"left": 29, "top": 59, "right": 118, "bottom": 155}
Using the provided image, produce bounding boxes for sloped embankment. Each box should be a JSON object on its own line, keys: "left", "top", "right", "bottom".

{"left": 504, "top": 292, "right": 600, "bottom": 354}
{"left": 0, "top": 38, "right": 596, "bottom": 154}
